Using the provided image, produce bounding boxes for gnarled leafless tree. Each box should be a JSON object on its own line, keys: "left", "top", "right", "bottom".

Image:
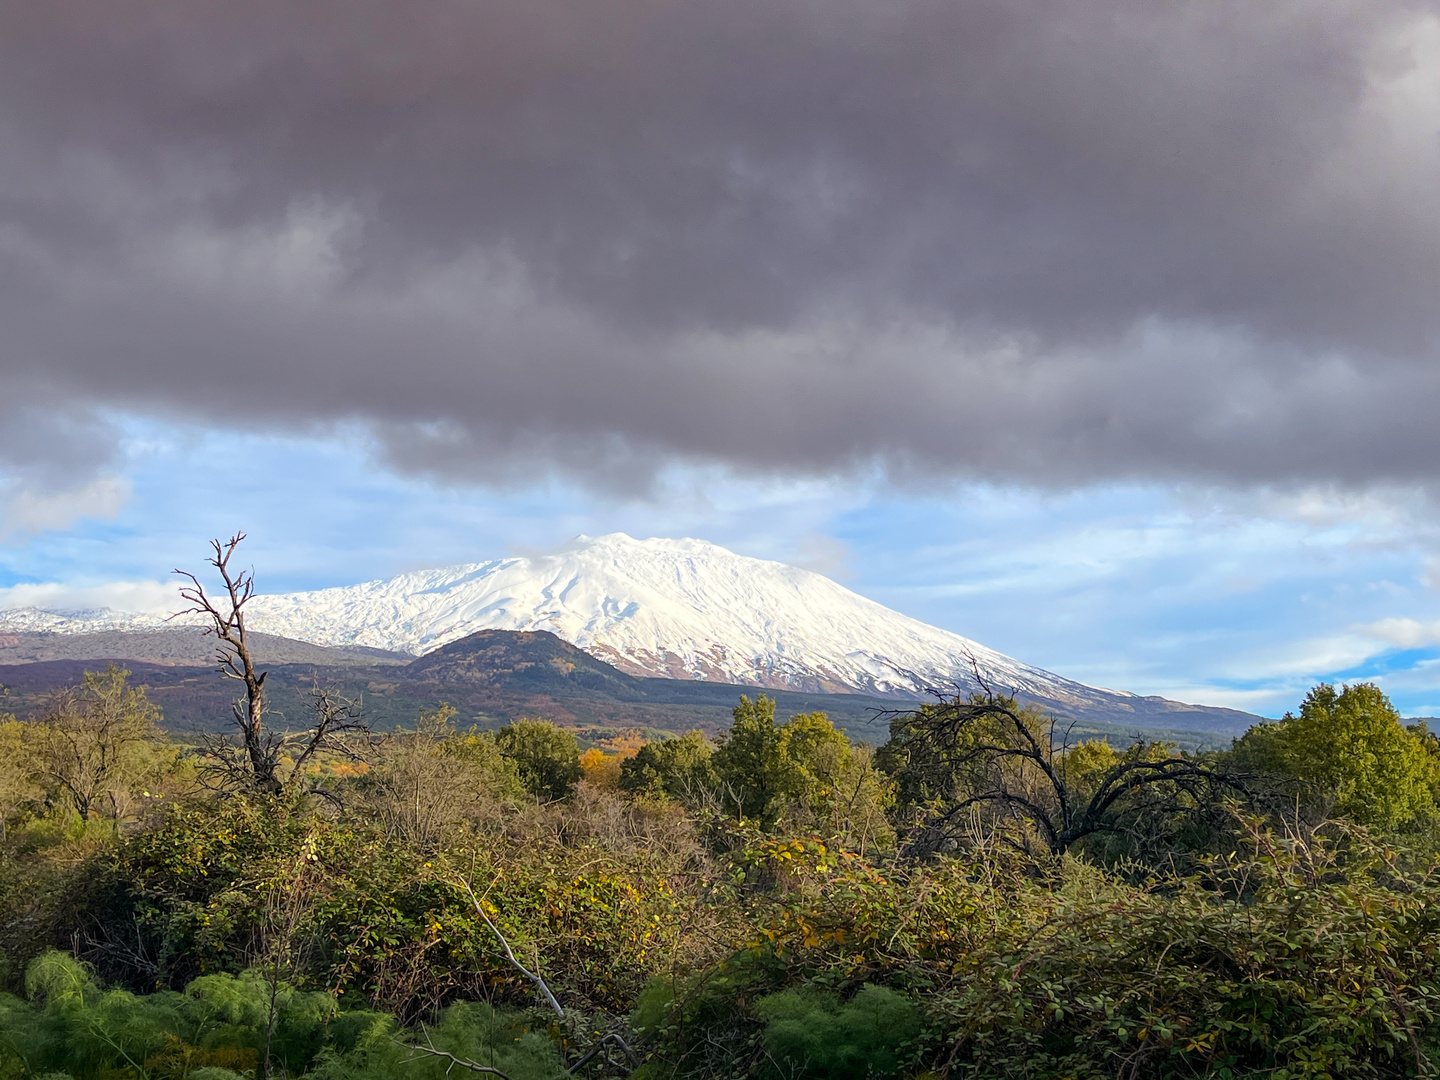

{"left": 881, "top": 682, "right": 1253, "bottom": 857}
{"left": 174, "top": 532, "right": 367, "bottom": 796}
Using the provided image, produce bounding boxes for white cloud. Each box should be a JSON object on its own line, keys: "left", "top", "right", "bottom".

{"left": 1120, "top": 684, "right": 1297, "bottom": 714}
{"left": 1219, "top": 633, "right": 1387, "bottom": 681}
{"left": 0, "top": 474, "right": 132, "bottom": 540}
{"left": 1222, "top": 617, "right": 1440, "bottom": 689}
{"left": 1353, "top": 616, "right": 1440, "bottom": 650}
{"left": 0, "top": 578, "right": 175, "bottom": 614}
{"left": 790, "top": 532, "right": 855, "bottom": 579}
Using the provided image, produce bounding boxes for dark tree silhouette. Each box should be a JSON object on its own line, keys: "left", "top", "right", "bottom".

{"left": 174, "top": 533, "right": 366, "bottom": 796}
{"left": 880, "top": 684, "right": 1252, "bottom": 856}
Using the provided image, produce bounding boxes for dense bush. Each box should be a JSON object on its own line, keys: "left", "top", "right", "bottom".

{"left": 618, "top": 733, "right": 715, "bottom": 803}
{"left": 653, "top": 821, "right": 1440, "bottom": 1079}
{"left": 39, "top": 790, "right": 726, "bottom": 1020}
{"left": 753, "top": 985, "right": 920, "bottom": 1079}
{"left": 711, "top": 698, "right": 893, "bottom": 852}
{"left": 7, "top": 672, "right": 1440, "bottom": 1077}
{"left": 351, "top": 705, "right": 526, "bottom": 846}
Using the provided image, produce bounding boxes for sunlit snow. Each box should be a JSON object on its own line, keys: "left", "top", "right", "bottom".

{"left": 0, "top": 533, "right": 1118, "bottom": 704}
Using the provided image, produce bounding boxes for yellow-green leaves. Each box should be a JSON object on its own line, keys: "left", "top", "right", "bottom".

{"left": 1234, "top": 682, "right": 1436, "bottom": 829}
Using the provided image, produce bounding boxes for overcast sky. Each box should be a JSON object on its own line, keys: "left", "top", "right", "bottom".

{"left": 4, "top": 0, "right": 1440, "bottom": 716}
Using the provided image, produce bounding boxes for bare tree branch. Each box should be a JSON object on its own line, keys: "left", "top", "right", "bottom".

{"left": 398, "top": 1026, "right": 516, "bottom": 1080}
{"left": 173, "top": 532, "right": 281, "bottom": 794}
{"left": 448, "top": 873, "right": 640, "bottom": 1074}
{"left": 566, "top": 1033, "right": 641, "bottom": 1074}
{"left": 287, "top": 684, "right": 367, "bottom": 779}
{"left": 453, "top": 875, "right": 565, "bottom": 1018}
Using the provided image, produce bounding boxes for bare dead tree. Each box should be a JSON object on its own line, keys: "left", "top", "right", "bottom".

{"left": 175, "top": 533, "right": 368, "bottom": 797}
{"left": 881, "top": 688, "right": 1253, "bottom": 856}
{"left": 174, "top": 533, "right": 278, "bottom": 793}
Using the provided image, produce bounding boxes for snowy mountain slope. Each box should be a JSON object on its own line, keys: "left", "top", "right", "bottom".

{"left": 0, "top": 534, "right": 1123, "bottom": 707}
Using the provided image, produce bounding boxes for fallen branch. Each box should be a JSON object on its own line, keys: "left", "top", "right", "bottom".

{"left": 453, "top": 874, "right": 640, "bottom": 1074}
{"left": 398, "top": 1025, "right": 515, "bottom": 1080}
{"left": 567, "top": 1032, "right": 641, "bottom": 1074}
{"left": 454, "top": 876, "right": 565, "bottom": 1018}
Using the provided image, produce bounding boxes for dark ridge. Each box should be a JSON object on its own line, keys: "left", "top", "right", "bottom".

{"left": 0, "top": 628, "right": 1254, "bottom": 751}
{"left": 404, "top": 629, "right": 646, "bottom": 697}
{"left": 0, "top": 627, "right": 411, "bottom": 667}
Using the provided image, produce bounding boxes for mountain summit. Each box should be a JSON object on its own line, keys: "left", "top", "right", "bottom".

{"left": 1, "top": 534, "right": 1118, "bottom": 708}
{"left": 238, "top": 532, "right": 1074, "bottom": 699}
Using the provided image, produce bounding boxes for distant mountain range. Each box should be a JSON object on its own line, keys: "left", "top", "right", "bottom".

{"left": 0, "top": 534, "right": 1259, "bottom": 736}
{"left": 0, "top": 628, "right": 1244, "bottom": 749}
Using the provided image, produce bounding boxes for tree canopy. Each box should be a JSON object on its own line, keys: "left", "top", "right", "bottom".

{"left": 1231, "top": 681, "right": 1438, "bottom": 829}
{"left": 705, "top": 696, "right": 892, "bottom": 851}
{"left": 617, "top": 730, "right": 716, "bottom": 800}
{"left": 495, "top": 718, "right": 583, "bottom": 802}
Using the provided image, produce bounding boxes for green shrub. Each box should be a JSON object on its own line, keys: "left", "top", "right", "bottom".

{"left": 619, "top": 732, "right": 716, "bottom": 802}
{"left": 721, "top": 820, "right": 1440, "bottom": 1079}
{"left": 0, "top": 952, "right": 341, "bottom": 1079}
{"left": 306, "top": 1001, "right": 567, "bottom": 1080}
{"left": 711, "top": 699, "right": 892, "bottom": 850}
{"left": 0, "top": 953, "right": 566, "bottom": 1080}
{"left": 754, "top": 984, "right": 920, "bottom": 1079}
{"left": 1233, "top": 681, "right": 1438, "bottom": 829}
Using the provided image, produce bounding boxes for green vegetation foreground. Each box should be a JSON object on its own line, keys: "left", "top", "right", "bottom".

{"left": 5, "top": 538, "right": 1440, "bottom": 1078}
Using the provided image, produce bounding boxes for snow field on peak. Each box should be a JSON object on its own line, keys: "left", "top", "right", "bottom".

{"left": 0, "top": 533, "right": 1103, "bottom": 702}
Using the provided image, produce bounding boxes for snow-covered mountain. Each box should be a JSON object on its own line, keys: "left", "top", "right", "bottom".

{"left": 0, "top": 533, "right": 1121, "bottom": 706}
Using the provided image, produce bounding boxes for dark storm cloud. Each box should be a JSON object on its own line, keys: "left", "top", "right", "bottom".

{"left": 1, "top": 0, "right": 1439, "bottom": 488}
